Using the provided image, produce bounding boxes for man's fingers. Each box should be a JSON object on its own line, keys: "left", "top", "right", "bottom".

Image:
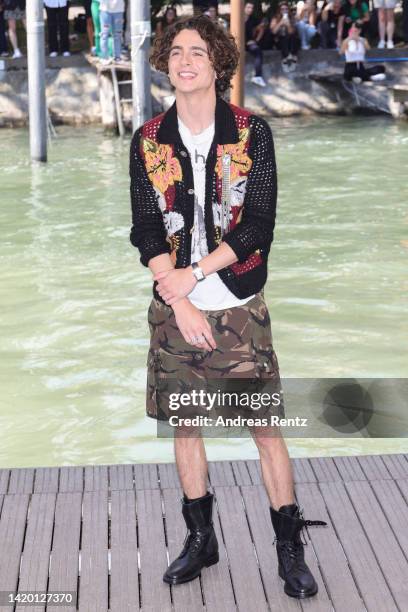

{"left": 203, "top": 330, "right": 217, "bottom": 350}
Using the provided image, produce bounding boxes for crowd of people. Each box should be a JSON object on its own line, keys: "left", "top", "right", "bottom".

{"left": 190, "top": 0, "right": 402, "bottom": 80}
{"left": 0, "top": 0, "right": 130, "bottom": 63}
{"left": 0, "top": 0, "right": 404, "bottom": 80}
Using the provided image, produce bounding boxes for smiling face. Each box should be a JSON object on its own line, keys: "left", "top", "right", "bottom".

{"left": 168, "top": 28, "right": 216, "bottom": 95}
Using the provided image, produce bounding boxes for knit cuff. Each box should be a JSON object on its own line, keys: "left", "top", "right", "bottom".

{"left": 139, "top": 242, "right": 171, "bottom": 267}
{"left": 222, "top": 232, "right": 252, "bottom": 264}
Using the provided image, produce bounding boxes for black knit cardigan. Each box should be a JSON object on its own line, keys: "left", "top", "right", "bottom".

{"left": 129, "top": 95, "right": 278, "bottom": 305}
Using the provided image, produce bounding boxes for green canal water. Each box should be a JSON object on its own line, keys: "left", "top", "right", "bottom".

{"left": 1, "top": 116, "right": 407, "bottom": 469}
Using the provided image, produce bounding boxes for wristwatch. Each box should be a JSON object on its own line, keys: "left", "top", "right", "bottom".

{"left": 191, "top": 262, "right": 206, "bottom": 282}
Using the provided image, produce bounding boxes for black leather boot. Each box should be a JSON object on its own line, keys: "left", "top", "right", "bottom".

{"left": 270, "top": 503, "right": 327, "bottom": 598}
{"left": 163, "top": 491, "right": 219, "bottom": 585}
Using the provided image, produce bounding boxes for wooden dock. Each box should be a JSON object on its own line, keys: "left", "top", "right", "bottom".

{"left": 0, "top": 453, "right": 407, "bottom": 611}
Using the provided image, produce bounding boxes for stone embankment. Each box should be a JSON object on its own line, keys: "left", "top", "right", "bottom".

{"left": 1, "top": 49, "right": 407, "bottom": 128}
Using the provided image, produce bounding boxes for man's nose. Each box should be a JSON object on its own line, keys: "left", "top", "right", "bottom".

{"left": 180, "top": 52, "right": 192, "bottom": 65}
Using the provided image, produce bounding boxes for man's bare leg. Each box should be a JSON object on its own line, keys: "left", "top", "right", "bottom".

{"left": 174, "top": 427, "right": 208, "bottom": 498}
{"left": 250, "top": 426, "right": 295, "bottom": 509}
{"left": 163, "top": 427, "right": 218, "bottom": 584}
{"left": 249, "top": 425, "right": 322, "bottom": 598}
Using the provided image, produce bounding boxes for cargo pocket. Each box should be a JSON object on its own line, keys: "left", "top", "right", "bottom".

{"left": 251, "top": 349, "right": 285, "bottom": 418}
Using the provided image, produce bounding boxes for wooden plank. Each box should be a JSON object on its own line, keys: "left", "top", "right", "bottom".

{"left": 380, "top": 454, "right": 408, "bottom": 479}
{"left": 396, "top": 477, "right": 408, "bottom": 504}
{"left": 109, "top": 464, "right": 134, "bottom": 491}
{"left": 134, "top": 463, "right": 159, "bottom": 490}
{"left": 8, "top": 468, "right": 35, "bottom": 493}
{"left": 137, "top": 488, "right": 172, "bottom": 612}
{"left": 332, "top": 455, "right": 367, "bottom": 482}
{"left": 370, "top": 479, "right": 408, "bottom": 557}
{"left": 158, "top": 462, "right": 180, "bottom": 489}
{"left": 292, "top": 458, "right": 317, "bottom": 484}
{"left": 110, "top": 489, "right": 140, "bottom": 611}
{"left": 356, "top": 455, "right": 392, "bottom": 481}
{"left": 345, "top": 480, "right": 408, "bottom": 609}
{"left": 208, "top": 461, "right": 235, "bottom": 487}
{"left": 78, "top": 490, "right": 108, "bottom": 611}
{"left": 214, "top": 485, "right": 269, "bottom": 612}
{"left": 33, "top": 467, "right": 59, "bottom": 493}
{"left": 161, "top": 488, "right": 204, "bottom": 611}
{"left": 319, "top": 480, "right": 397, "bottom": 612}
{"left": 200, "top": 488, "right": 236, "bottom": 612}
{"left": 84, "top": 465, "right": 108, "bottom": 491}
{"left": 308, "top": 457, "right": 342, "bottom": 482}
{"left": 59, "top": 466, "right": 84, "bottom": 492}
{"left": 231, "top": 460, "right": 252, "bottom": 486}
{"left": 0, "top": 470, "right": 10, "bottom": 494}
{"left": 0, "top": 494, "right": 30, "bottom": 611}
{"left": 245, "top": 459, "right": 262, "bottom": 485}
{"left": 296, "top": 482, "right": 364, "bottom": 612}
{"left": 15, "top": 493, "right": 56, "bottom": 612}
{"left": 47, "top": 492, "right": 82, "bottom": 612}
{"left": 241, "top": 485, "right": 301, "bottom": 612}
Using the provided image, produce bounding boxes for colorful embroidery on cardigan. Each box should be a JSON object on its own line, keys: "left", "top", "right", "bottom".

{"left": 214, "top": 108, "right": 262, "bottom": 276}
{"left": 141, "top": 104, "right": 262, "bottom": 276}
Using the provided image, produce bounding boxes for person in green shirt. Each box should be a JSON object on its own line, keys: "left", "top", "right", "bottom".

{"left": 338, "top": 0, "right": 370, "bottom": 39}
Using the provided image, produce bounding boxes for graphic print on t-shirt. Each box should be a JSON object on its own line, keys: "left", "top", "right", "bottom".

{"left": 190, "top": 145, "right": 209, "bottom": 261}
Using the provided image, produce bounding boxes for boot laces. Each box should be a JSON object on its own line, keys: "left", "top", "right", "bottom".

{"left": 273, "top": 508, "right": 327, "bottom": 548}
{"left": 181, "top": 527, "right": 208, "bottom": 557}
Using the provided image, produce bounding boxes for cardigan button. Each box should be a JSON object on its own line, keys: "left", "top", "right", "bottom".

{"left": 180, "top": 150, "right": 188, "bottom": 157}
{"left": 187, "top": 188, "right": 194, "bottom": 195}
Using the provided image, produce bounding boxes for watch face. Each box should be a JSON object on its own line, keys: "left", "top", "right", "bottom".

{"left": 193, "top": 266, "right": 205, "bottom": 281}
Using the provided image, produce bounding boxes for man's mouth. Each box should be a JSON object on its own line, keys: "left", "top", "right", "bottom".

{"left": 178, "top": 71, "right": 197, "bottom": 79}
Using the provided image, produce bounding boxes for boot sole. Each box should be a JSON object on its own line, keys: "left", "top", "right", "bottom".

{"left": 163, "top": 552, "right": 219, "bottom": 585}
{"left": 284, "top": 584, "right": 318, "bottom": 598}
{"left": 278, "top": 568, "right": 318, "bottom": 598}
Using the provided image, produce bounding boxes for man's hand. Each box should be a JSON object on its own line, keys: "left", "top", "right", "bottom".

{"left": 172, "top": 299, "right": 217, "bottom": 351}
{"left": 154, "top": 267, "right": 197, "bottom": 305}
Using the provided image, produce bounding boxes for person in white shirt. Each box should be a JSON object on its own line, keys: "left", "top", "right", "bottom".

{"left": 44, "top": 0, "right": 70, "bottom": 57}
{"left": 99, "top": 0, "right": 123, "bottom": 65}
{"left": 131, "top": 14, "right": 328, "bottom": 599}
{"left": 340, "top": 21, "right": 386, "bottom": 83}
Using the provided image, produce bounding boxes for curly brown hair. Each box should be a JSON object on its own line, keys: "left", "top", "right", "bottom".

{"left": 150, "top": 15, "right": 239, "bottom": 95}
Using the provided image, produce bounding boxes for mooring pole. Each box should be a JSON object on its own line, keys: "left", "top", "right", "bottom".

{"left": 230, "top": 0, "right": 244, "bottom": 107}
{"left": 26, "top": 0, "right": 47, "bottom": 162}
{"left": 130, "top": 0, "right": 152, "bottom": 133}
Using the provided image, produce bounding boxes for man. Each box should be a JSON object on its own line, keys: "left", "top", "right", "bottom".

{"left": 244, "top": 1, "right": 267, "bottom": 87}
{"left": 129, "top": 14, "right": 327, "bottom": 599}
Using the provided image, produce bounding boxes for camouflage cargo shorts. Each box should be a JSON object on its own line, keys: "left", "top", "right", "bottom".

{"left": 146, "top": 291, "right": 285, "bottom": 422}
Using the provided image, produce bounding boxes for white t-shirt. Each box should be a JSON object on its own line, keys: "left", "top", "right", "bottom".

{"left": 177, "top": 116, "right": 255, "bottom": 311}
{"left": 345, "top": 38, "right": 366, "bottom": 63}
